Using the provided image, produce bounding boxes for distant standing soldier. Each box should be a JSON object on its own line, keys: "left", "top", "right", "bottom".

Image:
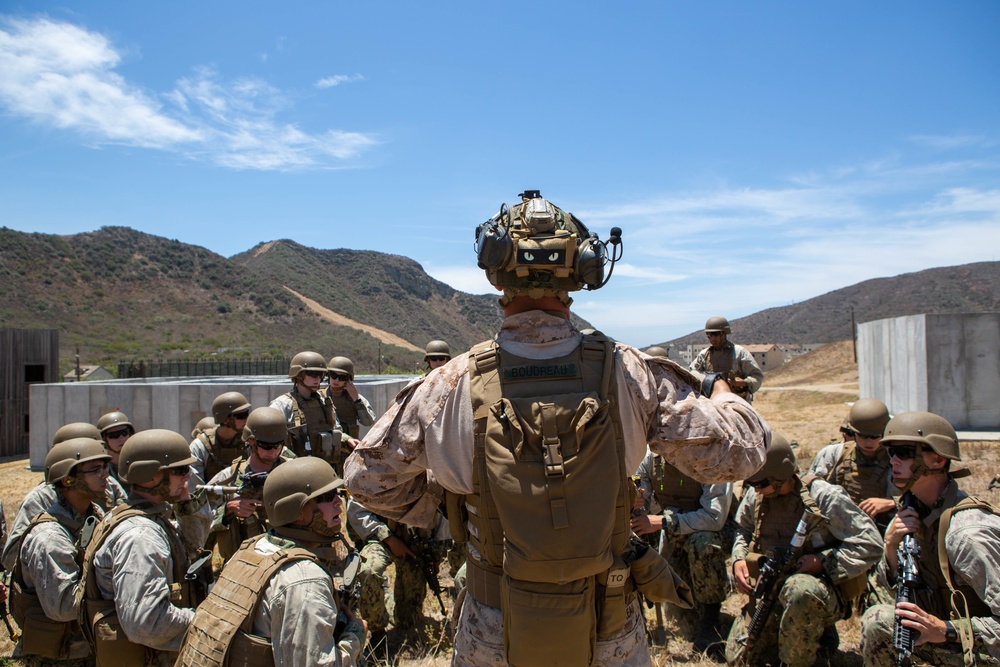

{"left": 190, "top": 391, "right": 251, "bottom": 484}
{"left": 2, "top": 423, "right": 126, "bottom": 571}
{"left": 326, "top": 356, "right": 377, "bottom": 439}
{"left": 270, "top": 351, "right": 355, "bottom": 474}
{"left": 97, "top": 410, "right": 135, "bottom": 486}
{"left": 10, "top": 437, "right": 110, "bottom": 663}
{"left": 725, "top": 434, "right": 882, "bottom": 667}
{"left": 203, "top": 407, "right": 290, "bottom": 562}
{"left": 423, "top": 340, "right": 451, "bottom": 372}
{"left": 690, "top": 316, "right": 764, "bottom": 402}
{"left": 631, "top": 450, "right": 734, "bottom": 654}
{"left": 79, "top": 430, "right": 212, "bottom": 666}
{"left": 177, "top": 457, "right": 366, "bottom": 666}
{"left": 860, "top": 412, "right": 1000, "bottom": 667}
{"left": 809, "top": 398, "right": 897, "bottom": 532}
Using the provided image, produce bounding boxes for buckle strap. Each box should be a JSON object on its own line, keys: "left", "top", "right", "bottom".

{"left": 466, "top": 556, "right": 503, "bottom": 609}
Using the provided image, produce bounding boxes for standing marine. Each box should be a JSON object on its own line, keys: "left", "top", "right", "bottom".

{"left": 345, "top": 190, "right": 769, "bottom": 667}
{"left": 326, "top": 356, "right": 377, "bottom": 439}
{"left": 690, "top": 317, "right": 764, "bottom": 403}
{"left": 189, "top": 391, "right": 251, "bottom": 485}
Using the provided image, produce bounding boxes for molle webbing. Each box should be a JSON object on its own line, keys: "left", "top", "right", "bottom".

{"left": 331, "top": 392, "right": 361, "bottom": 438}
{"left": 652, "top": 456, "right": 703, "bottom": 513}
{"left": 832, "top": 443, "right": 891, "bottom": 507}
{"left": 176, "top": 540, "right": 318, "bottom": 666}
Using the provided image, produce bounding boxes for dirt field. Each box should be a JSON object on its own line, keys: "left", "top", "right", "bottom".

{"left": 2, "top": 339, "right": 998, "bottom": 666}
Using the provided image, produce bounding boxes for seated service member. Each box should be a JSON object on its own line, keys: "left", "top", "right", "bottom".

{"left": 631, "top": 449, "right": 733, "bottom": 653}
{"left": 177, "top": 457, "right": 366, "bottom": 666}
{"left": 203, "top": 406, "right": 290, "bottom": 562}
{"left": 860, "top": 412, "right": 1000, "bottom": 667}
{"left": 1, "top": 422, "right": 126, "bottom": 571}
{"left": 11, "top": 438, "right": 110, "bottom": 662}
{"left": 809, "top": 398, "right": 897, "bottom": 532}
{"left": 726, "top": 434, "right": 883, "bottom": 667}
{"left": 79, "top": 430, "right": 211, "bottom": 667}
{"left": 345, "top": 191, "right": 768, "bottom": 667}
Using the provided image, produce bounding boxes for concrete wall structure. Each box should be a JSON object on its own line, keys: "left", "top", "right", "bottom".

{"left": 858, "top": 313, "right": 1000, "bottom": 430}
{"left": 29, "top": 374, "right": 414, "bottom": 470}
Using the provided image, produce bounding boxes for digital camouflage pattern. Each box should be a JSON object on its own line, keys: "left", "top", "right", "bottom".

{"left": 860, "top": 603, "right": 1000, "bottom": 667}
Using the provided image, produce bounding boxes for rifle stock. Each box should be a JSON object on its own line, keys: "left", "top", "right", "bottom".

{"left": 334, "top": 549, "right": 363, "bottom": 639}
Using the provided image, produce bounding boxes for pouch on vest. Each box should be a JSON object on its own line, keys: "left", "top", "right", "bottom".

{"left": 628, "top": 541, "right": 693, "bottom": 607}
{"left": 745, "top": 551, "right": 765, "bottom": 580}
{"left": 489, "top": 391, "right": 617, "bottom": 582}
{"left": 89, "top": 600, "right": 151, "bottom": 667}
{"left": 227, "top": 631, "right": 273, "bottom": 667}
{"left": 502, "top": 574, "right": 596, "bottom": 667}
{"left": 9, "top": 581, "right": 72, "bottom": 659}
{"left": 596, "top": 555, "right": 629, "bottom": 639}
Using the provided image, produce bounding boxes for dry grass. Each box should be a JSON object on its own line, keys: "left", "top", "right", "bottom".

{"left": 2, "top": 340, "right": 998, "bottom": 666}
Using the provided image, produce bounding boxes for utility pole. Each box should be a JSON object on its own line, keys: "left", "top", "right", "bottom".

{"left": 377, "top": 341, "right": 382, "bottom": 375}
{"left": 75, "top": 347, "right": 81, "bottom": 382}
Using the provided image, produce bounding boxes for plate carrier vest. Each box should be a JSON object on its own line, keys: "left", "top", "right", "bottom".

{"left": 651, "top": 455, "right": 703, "bottom": 513}
{"left": 198, "top": 428, "right": 244, "bottom": 483}
{"left": 465, "top": 333, "right": 633, "bottom": 667}
{"left": 176, "top": 537, "right": 320, "bottom": 666}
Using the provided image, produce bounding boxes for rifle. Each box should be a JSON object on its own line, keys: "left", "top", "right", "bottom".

{"left": 334, "top": 549, "right": 363, "bottom": 639}
{"left": 408, "top": 531, "right": 447, "bottom": 615}
{"left": 734, "top": 513, "right": 813, "bottom": 665}
{"left": 893, "top": 492, "right": 921, "bottom": 667}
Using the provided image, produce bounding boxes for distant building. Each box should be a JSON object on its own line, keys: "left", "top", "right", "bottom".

{"left": 1, "top": 328, "right": 59, "bottom": 457}
{"left": 64, "top": 365, "right": 114, "bottom": 382}
{"left": 744, "top": 344, "right": 785, "bottom": 371}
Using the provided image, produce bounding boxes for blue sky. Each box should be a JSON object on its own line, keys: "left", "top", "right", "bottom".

{"left": 1, "top": 2, "right": 998, "bottom": 347}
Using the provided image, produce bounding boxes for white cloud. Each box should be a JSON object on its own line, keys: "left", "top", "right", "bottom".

{"left": 0, "top": 15, "right": 378, "bottom": 170}
{"left": 315, "top": 74, "right": 365, "bottom": 89}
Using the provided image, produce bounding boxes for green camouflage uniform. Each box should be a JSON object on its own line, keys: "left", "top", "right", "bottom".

{"left": 725, "top": 476, "right": 883, "bottom": 667}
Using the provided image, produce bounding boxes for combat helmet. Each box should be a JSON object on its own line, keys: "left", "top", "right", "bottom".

{"left": 191, "top": 416, "right": 215, "bottom": 439}
{"left": 644, "top": 346, "right": 668, "bottom": 358}
{"left": 847, "top": 398, "right": 890, "bottom": 438}
{"left": 53, "top": 422, "right": 102, "bottom": 445}
{"left": 211, "top": 392, "right": 251, "bottom": 425}
{"left": 746, "top": 433, "right": 797, "bottom": 487}
{"left": 97, "top": 411, "right": 134, "bottom": 438}
{"left": 474, "top": 190, "right": 623, "bottom": 306}
{"left": 423, "top": 340, "right": 452, "bottom": 362}
{"left": 45, "top": 437, "right": 109, "bottom": 485}
{"left": 704, "top": 317, "right": 731, "bottom": 334}
{"left": 327, "top": 356, "right": 355, "bottom": 380}
{"left": 246, "top": 407, "right": 288, "bottom": 445}
{"left": 263, "top": 457, "right": 343, "bottom": 543}
{"left": 288, "top": 351, "right": 327, "bottom": 381}
{"left": 882, "top": 411, "right": 960, "bottom": 461}
{"left": 119, "top": 429, "right": 196, "bottom": 485}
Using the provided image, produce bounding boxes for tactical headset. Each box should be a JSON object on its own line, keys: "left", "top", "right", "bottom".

{"left": 475, "top": 190, "right": 622, "bottom": 303}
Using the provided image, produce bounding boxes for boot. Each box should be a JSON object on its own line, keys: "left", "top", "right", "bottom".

{"left": 692, "top": 603, "right": 723, "bottom": 654}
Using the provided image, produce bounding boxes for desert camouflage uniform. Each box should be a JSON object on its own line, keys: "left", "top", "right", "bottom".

{"left": 344, "top": 310, "right": 770, "bottom": 667}
{"left": 347, "top": 498, "right": 449, "bottom": 634}
{"left": 188, "top": 428, "right": 244, "bottom": 486}
{"left": 241, "top": 533, "right": 365, "bottom": 666}
{"left": 13, "top": 498, "right": 101, "bottom": 665}
{"left": 725, "top": 477, "right": 883, "bottom": 667}
{"left": 1, "top": 480, "right": 125, "bottom": 571}
{"left": 204, "top": 456, "right": 286, "bottom": 562}
{"left": 860, "top": 481, "right": 1000, "bottom": 666}
{"left": 634, "top": 451, "right": 732, "bottom": 620}
{"left": 690, "top": 340, "right": 764, "bottom": 401}
{"left": 89, "top": 496, "right": 210, "bottom": 665}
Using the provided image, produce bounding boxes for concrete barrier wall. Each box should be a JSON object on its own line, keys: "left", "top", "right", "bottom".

{"left": 858, "top": 313, "right": 1000, "bottom": 430}
{"left": 29, "top": 375, "right": 414, "bottom": 470}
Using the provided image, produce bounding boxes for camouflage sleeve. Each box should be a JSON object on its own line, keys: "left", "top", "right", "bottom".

{"left": 689, "top": 347, "right": 708, "bottom": 373}
{"left": 807, "top": 443, "right": 841, "bottom": 479}
{"left": 629, "top": 348, "right": 769, "bottom": 484}
{"left": 355, "top": 395, "right": 377, "bottom": 427}
{"left": 735, "top": 345, "right": 764, "bottom": 394}
{"left": 1, "top": 483, "right": 54, "bottom": 571}
{"left": 188, "top": 436, "right": 210, "bottom": 486}
{"left": 731, "top": 490, "right": 757, "bottom": 562}
{"left": 945, "top": 509, "right": 1000, "bottom": 652}
{"left": 21, "top": 522, "right": 81, "bottom": 622}
{"left": 677, "top": 483, "right": 732, "bottom": 535}
{"left": 634, "top": 450, "right": 654, "bottom": 509}
{"left": 0, "top": 499, "right": 6, "bottom": 551}
{"left": 811, "top": 479, "right": 884, "bottom": 583}
{"left": 346, "top": 498, "right": 392, "bottom": 543}
{"left": 269, "top": 394, "right": 296, "bottom": 428}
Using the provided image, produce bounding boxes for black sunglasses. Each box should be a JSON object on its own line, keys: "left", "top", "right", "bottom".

{"left": 231, "top": 410, "right": 251, "bottom": 420}
{"left": 255, "top": 441, "right": 283, "bottom": 451}
{"left": 168, "top": 465, "right": 192, "bottom": 477}
{"left": 886, "top": 445, "right": 919, "bottom": 460}
{"left": 105, "top": 428, "right": 131, "bottom": 440}
{"left": 746, "top": 478, "right": 770, "bottom": 489}
{"left": 303, "top": 370, "right": 326, "bottom": 379}
{"left": 329, "top": 373, "right": 350, "bottom": 382}
{"left": 427, "top": 355, "right": 449, "bottom": 361}
{"left": 316, "top": 490, "right": 343, "bottom": 504}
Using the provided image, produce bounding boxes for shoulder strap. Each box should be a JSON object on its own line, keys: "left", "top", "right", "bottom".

{"left": 236, "top": 545, "right": 320, "bottom": 632}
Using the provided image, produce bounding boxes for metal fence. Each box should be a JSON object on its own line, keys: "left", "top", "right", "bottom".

{"left": 118, "top": 357, "right": 291, "bottom": 379}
